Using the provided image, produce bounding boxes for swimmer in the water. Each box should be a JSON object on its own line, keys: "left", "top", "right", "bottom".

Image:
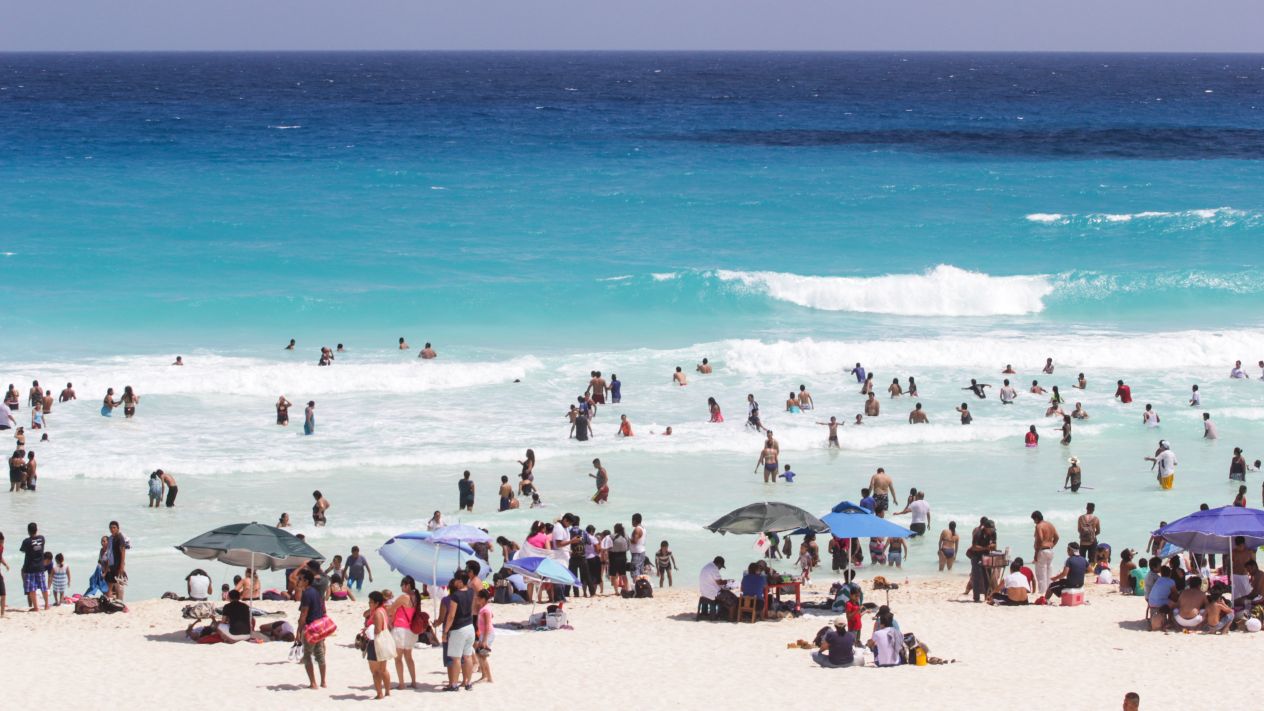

{"left": 1071, "top": 402, "right": 1089, "bottom": 419}
{"left": 696, "top": 358, "right": 712, "bottom": 374}
{"left": 1045, "top": 386, "right": 1065, "bottom": 417}
{"left": 853, "top": 414, "right": 864, "bottom": 425}
{"left": 850, "top": 363, "right": 866, "bottom": 383}
{"left": 1025, "top": 425, "right": 1039, "bottom": 447}
{"left": 419, "top": 342, "right": 437, "bottom": 359}
{"left": 756, "top": 442, "right": 779, "bottom": 483}
{"left": 399, "top": 337, "right": 409, "bottom": 350}
{"left": 779, "top": 464, "right": 796, "bottom": 483}
{"left": 173, "top": 356, "right": 184, "bottom": 366}
{"left": 797, "top": 384, "right": 814, "bottom": 410}
{"left": 285, "top": 338, "right": 296, "bottom": 350}
{"left": 1002, "top": 364, "right": 1016, "bottom": 374}
{"left": 336, "top": 343, "right": 344, "bottom": 352}
{"left": 616, "top": 414, "right": 633, "bottom": 437}
{"left": 1231, "top": 360, "right": 1248, "bottom": 379}
{"left": 764, "top": 430, "right": 780, "bottom": 452}
{"left": 908, "top": 403, "right": 928, "bottom": 424}
{"left": 864, "top": 392, "right": 880, "bottom": 417}
{"left": 860, "top": 373, "right": 874, "bottom": 396}
{"left": 817, "top": 416, "right": 840, "bottom": 447}
{"left": 888, "top": 378, "right": 903, "bottom": 398}
{"left": 907, "top": 377, "right": 918, "bottom": 397}
{"left": 673, "top": 367, "right": 687, "bottom": 386}
{"left": 746, "top": 394, "right": 764, "bottom": 432}
{"left": 663, "top": 426, "right": 672, "bottom": 436}
{"left": 587, "top": 371, "right": 607, "bottom": 405}
{"left": 708, "top": 397, "right": 724, "bottom": 423}
{"left": 998, "top": 379, "right": 1017, "bottom": 404}
{"left": 1056, "top": 415, "right": 1072, "bottom": 445}
{"left": 1042, "top": 357, "right": 1055, "bottom": 375}
{"left": 59, "top": 383, "right": 76, "bottom": 402}
{"left": 1030, "top": 380, "right": 1047, "bottom": 395}
{"left": 1189, "top": 384, "right": 1201, "bottom": 407}
{"left": 1074, "top": 372, "right": 1085, "bottom": 389}
{"left": 785, "top": 392, "right": 802, "bottom": 414}
{"left": 963, "top": 379, "right": 991, "bottom": 399}
{"left": 955, "top": 402, "right": 972, "bottom": 425}
{"left": 1142, "top": 404, "right": 1160, "bottom": 428}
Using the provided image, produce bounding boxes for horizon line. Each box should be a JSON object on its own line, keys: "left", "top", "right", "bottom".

{"left": 3, "top": 48, "right": 1264, "bottom": 56}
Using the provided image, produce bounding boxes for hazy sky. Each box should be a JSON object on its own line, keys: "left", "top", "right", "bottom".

{"left": 4, "top": 1, "right": 1263, "bottom": 52}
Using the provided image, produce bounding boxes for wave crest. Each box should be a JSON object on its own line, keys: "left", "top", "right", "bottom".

{"left": 715, "top": 265, "right": 1053, "bottom": 316}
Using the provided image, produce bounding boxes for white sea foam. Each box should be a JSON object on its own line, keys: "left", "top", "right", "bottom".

{"left": 716, "top": 329, "right": 1264, "bottom": 373}
{"left": 651, "top": 272, "right": 681, "bottom": 281}
{"left": 1026, "top": 207, "right": 1252, "bottom": 226}
{"left": 714, "top": 265, "right": 1054, "bottom": 316}
{"left": 267, "top": 125, "right": 302, "bottom": 129}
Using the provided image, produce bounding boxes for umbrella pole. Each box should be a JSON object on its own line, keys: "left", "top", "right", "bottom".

{"left": 1228, "top": 542, "right": 1234, "bottom": 635}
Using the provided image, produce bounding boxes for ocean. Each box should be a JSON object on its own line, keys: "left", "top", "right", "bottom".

{"left": 2, "top": 52, "right": 1264, "bottom": 599}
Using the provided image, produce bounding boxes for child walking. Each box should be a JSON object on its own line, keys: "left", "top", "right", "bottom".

{"left": 50, "top": 553, "right": 70, "bottom": 606}
{"left": 655, "top": 541, "right": 677, "bottom": 587}
{"left": 797, "top": 540, "right": 814, "bottom": 584}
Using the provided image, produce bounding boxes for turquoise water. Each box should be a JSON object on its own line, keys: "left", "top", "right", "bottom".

{"left": 2, "top": 52, "right": 1264, "bottom": 599}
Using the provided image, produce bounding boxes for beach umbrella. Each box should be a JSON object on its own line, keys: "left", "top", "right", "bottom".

{"left": 175, "top": 522, "right": 323, "bottom": 614}
{"left": 1155, "top": 506, "right": 1264, "bottom": 633}
{"left": 430, "top": 524, "right": 494, "bottom": 546}
{"left": 505, "top": 556, "right": 580, "bottom": 587}
{"left": 175, "top": 522, "right": 324, "bottom": 570}
{"left": 1155, "top": 506, "right": 1264, "bottom": 552}
{"left": 705, "top": 502, "right": 830, "bottom": 535}
{"left": 378, "top": 530, "right": 487, "bottom": 615}
{"left": 817, "top": 502, "right": 914, "bottom": 540}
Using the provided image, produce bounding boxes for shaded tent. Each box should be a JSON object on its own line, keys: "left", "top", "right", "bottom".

{"left": 1155, "top": 505, "right": 1264, "bottom": 632}
{"left": 792, "top": 501, "right": 913, "bottom": 539}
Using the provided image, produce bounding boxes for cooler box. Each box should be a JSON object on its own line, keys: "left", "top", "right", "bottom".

{"left": 1060, "top": 589, "right": 1084, "bottom": 607}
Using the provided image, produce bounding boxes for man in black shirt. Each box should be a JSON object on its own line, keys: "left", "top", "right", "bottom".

{"left": 967, "top": 517, "right": 996, "bottom": 603}
{"left": 218, "top": 590, "right": 254, "bottom": 642}
{"left": 19, "top": 522, "right": 48, "bottom": 611}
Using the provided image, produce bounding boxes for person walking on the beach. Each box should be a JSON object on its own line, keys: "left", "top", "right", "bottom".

{"left": 19, "top": 522, "right": 47, "bottom": 611}
{"left": 311, "top": 490, "right": 329, "bottom": 526}
{"left": 1031, "top": 511, "right": 1059, "bottom": 596}
{"left": 303, "top": 400, "right": 316, "bottom": 435}
{"left": 296, "top": 569, "right": 328, "bottom": 689}
{"left": 440, "top": 571, "right": 476, "bottom": 691}
{"left": 938, "top": 522, "right": 959, "bottom": 571}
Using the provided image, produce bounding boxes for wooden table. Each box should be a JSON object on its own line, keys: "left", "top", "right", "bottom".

{"left": 762, "top": 578, "right": 803, "bottom": 616}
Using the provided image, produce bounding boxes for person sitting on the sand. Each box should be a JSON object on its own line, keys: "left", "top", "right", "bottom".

{"left": 1173, "top": 576, "right": 1210, "bottom": 631}
{"left": 216, "top": 589, "right": 256, "bottom": 643}
{"left": 739, "top": 562, "right": 767, "bottom": 616}
{"left": 259, "top": 620, "right": 296, "bottom": 642}
{"left": 1204, "top": 592, "right": 1234, "bottom": 634}
{"left": 1146, "top": 565, "right": 1179, "bottom": 631}
{"left": 991, "top": 559, "right": 1034, "bottom": 605}
{"left": 866, "top": 610, "right": 903, "bottom": 666}
{"left": 813, "top": 615, "right": 857, "bottom": 668}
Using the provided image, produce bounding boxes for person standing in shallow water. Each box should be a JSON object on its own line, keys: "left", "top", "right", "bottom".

{"left": 276, "top": 395, "right": 292, "bottom": 425}
{"left": 458, "top": 470, "right": 475, "bottom": 512}
{"left": 303, "top": 401, "right": 316, "bottom": 435}
{"left": 120, "top": 386, "right": 139, "bottom": 418}
{"left": 312, "top": 491, "right": 329, "bottom": 526}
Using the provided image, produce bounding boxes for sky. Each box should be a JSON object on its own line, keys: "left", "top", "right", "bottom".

{"left": 3, "top": 0, "right": 1263, "bottom": 53}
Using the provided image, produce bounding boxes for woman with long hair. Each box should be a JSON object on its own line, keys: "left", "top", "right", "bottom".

{"left": 365, "top": 591, "right": 393, "bottom": 699}
{"left": 388, "top": 576, "right": 421, "bottom": 689}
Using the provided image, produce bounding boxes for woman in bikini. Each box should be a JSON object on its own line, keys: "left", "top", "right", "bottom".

{"left": 938, "top": 522, "right": 959, "bottom": 571}
{"left": 120, "top": 386, "right": 139, "bottom": 418}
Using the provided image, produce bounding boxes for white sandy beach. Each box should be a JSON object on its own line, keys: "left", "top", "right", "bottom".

{"left": 0, "top": 576, "right": 1252, "bottom": 710}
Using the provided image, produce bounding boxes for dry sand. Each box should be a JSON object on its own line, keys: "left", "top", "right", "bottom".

{"left": 0, "top": 576, "right": 1253, "bottom": 710}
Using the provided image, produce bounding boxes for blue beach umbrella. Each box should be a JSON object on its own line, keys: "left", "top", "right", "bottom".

{"left": 818, "top": 502, "right": 914, "bottom": 540}
{"left": 430, "top": 524, "right": 494, "bottom": 546}
{"left": 1155, "top": 506, "right": 1264, "bottom": 553}
{"left": 505, "top": 556, "right": 580, "bottom": 587}
{"left": 378, "top": 531, "right": 485, "bottom": 589}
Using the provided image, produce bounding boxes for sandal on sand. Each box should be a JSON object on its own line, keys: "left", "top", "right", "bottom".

{"left": 443, "top": 685, "right": 460, "bottom": 692}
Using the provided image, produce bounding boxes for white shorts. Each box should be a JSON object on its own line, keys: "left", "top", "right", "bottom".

{"left": 392, "top": 626, "right": 418, "bottom": 650}
{"left": 1232, "top": 574, "right": 1253, "bottom": 599}
{"left": 446, "top": 624, "right": 475, "bottom": 658}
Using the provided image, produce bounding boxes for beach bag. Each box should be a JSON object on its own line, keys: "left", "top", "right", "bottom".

{"left": 374, "top": 625, "right": 398, "bottom": 661}
{"left": 409, "top": 608, "right": 430, "bottom": 636}
{"left": 635, "top": 577, "right": 653, "bottom": 598}
{"left": 304, "top": 615, "right": 337, "bottom": 644}
{"left": 545, "top": 610, "right": 568, "bottom": 629}
{"left": 75, "top": 597, "right": 101, "bottom": 615}
{"left": 493, "top": 581, "right": 513, "bottom": 604}
{"left": 182, "top": 602, "right": 216, "bottom": 620}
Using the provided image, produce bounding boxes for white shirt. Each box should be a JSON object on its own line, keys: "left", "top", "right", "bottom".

{"left": 871, "top": 627, "right": 902, "bottom": 666}
{"left": 699, "top": 562, "right": 723, "bottom": 599}
{"left": 426, "top": 517, "right": 444, "bottom": 532}
{"left": 1156, "top": 449, "right": 1177, "bottom": 476}
{"left": 1190, "top": 391, "right": 1201, "bottom": 406}
{"left": 1144, "top": 410, "right": 1160, "bottom": 427}
{"left": 1205, "top": 421, "right": 1218, "bottom": 439}
{"left": 631, "top": 525, "right": 646, "bottom": 554}
{"left": 1231, "top": 368, "right": 1247, "bottom": 379}
{"left": 552, "top": 524, "right": 569, "bottom": 548}
{"left": 1004, "top": 571, "right": 1030, "bottom": 590}
{"left": 999, "top": 387, "right": 1016, "bottom": 403}
{"left": 909, "top": 500, "right": 930, "bottom": 525}
{"left": 187, "top": 574, "right": 212, "bottom": 600}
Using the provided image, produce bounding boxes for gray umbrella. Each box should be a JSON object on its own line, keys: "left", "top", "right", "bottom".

{"left": 175, "top": 522, "right": 324, "bottom": 571}
{"left": 705, "top": 502, "right": 831, "bottom": 535}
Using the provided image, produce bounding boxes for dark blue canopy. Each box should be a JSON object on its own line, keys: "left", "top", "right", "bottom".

{"left": 1154, "top": 506, "right": 1264, "bottom": 554}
